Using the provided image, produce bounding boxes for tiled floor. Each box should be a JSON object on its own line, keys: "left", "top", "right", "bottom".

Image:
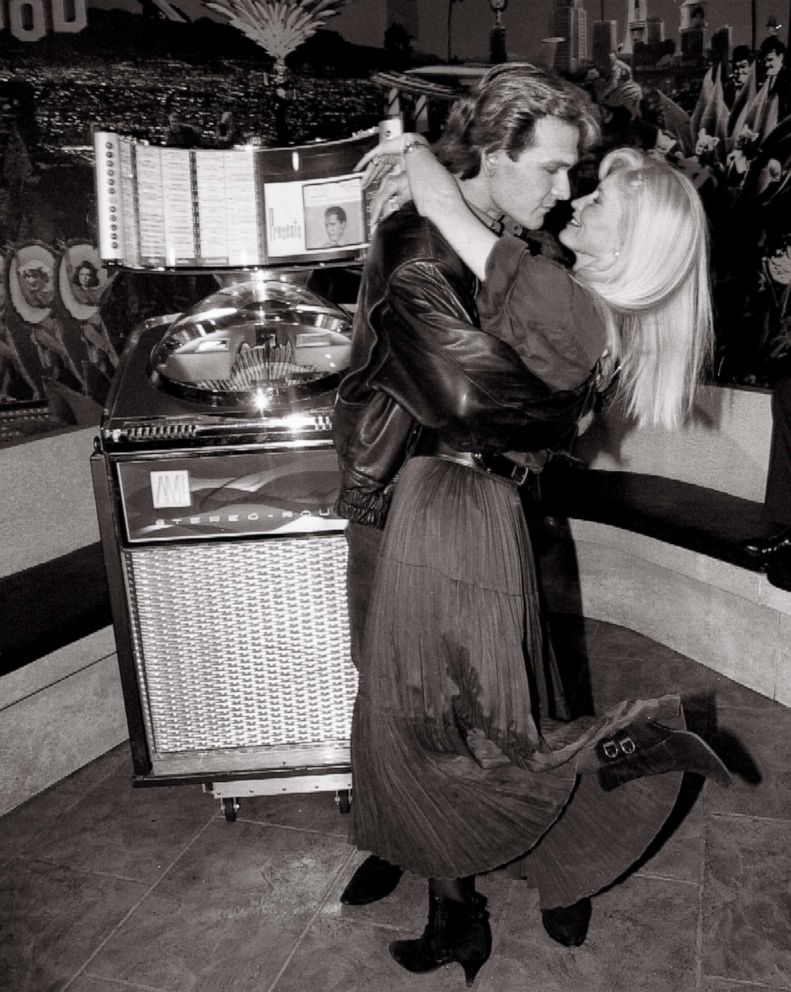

{"left": 2, "top": 617, "right": 790, "bottom": 992}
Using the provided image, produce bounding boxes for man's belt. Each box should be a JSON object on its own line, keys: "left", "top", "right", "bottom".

{"left": 416, "top": 435, "right": 535, "bottom": 487}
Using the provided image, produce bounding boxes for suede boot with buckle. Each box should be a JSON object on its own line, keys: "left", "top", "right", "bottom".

{"left": 596, "top": 720, "right": 731, "bottom": 792}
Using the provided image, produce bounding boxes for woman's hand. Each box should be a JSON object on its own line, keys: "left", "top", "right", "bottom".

{"left": 355, "top": 131, "right": 496, "bottom": 281}
{"left": 355, "top": 133, "right": 429, "bottom": 228}
{"left": 367, "top": 171, "right": 411, "bottom": 228}
{"left": 355, "top": 133, "right": 425, "bottom": 188}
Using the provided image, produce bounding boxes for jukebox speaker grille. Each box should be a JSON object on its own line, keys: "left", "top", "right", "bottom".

{"left": 123, "top": 534, "right": 355, "bottom": 759}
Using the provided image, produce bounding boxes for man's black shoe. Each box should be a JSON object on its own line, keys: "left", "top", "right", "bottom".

{"left": 767, "top": 548, "right": 791, "bottom": 592}
{"left": 541, "top": 897, "right": 592, "bottom": 947}
{"left": 340, "top": 855, "right": 403, "bottom": 905}
{"left": 740, "top": 525, "right": 791, "bottom": 559}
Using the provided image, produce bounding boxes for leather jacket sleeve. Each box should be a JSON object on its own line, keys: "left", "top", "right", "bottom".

{"left": 370, "top": 256, "right": 597, "bottom": 454}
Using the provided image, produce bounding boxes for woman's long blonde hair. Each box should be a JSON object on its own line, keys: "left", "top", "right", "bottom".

{"left": 577, "top": 147, "right": 713, "bottom": 430}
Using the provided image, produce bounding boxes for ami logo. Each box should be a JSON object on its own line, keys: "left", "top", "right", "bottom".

{"left": 150, "top": 470, "right": 192, "bottom": 509}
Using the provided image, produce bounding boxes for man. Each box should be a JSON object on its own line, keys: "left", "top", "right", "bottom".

{"left": 724, "top": 45, "right": 753, "bottom": 108}
{"left": 333, "top": 64, "right": 600, "bottom": 910}
{"left": 322, "top": 205, "right": 348, "bottom": 247}
{"left": 754, "top": 36, "right": 791, "bottom": 138}
{"left": 164, "top": 109, "right": 202, "bottom": 149}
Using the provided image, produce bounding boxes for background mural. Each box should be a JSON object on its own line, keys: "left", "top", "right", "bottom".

{"left": 1, "top": 1, "right": 790, "bottom": 441}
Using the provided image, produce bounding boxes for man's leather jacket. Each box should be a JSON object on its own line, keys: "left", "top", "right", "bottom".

{"left": 333, "top": 205, "right": 599, "bottom": 529}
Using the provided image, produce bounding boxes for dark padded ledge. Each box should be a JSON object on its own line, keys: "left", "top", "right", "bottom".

{"left": 0, "top": 469, "right": 768, "bottom": 681}
{"left": 538, "top": 465, "right": 767, "bottom": 573}
{"left": 0, "top": 543, "right": 112, "bottom": 677}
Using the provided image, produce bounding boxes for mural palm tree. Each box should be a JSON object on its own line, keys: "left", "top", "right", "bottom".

{"left": 205, "top": 0, "right": 344, "bottom": 82}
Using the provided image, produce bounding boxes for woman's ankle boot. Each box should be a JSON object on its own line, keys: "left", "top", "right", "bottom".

{"left": 596, "top": 719, "right": 731, "bottom": 792}
{"left": 389, "top": 886, "right": 491, "bottom": 987}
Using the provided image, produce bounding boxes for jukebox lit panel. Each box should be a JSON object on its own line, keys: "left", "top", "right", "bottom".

{"left": 123, "top": 533, "right": 355, "bottom": 777}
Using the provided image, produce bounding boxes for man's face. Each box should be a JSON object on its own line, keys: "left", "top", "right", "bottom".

{"left": 763, "top": 50, "right": 784, "bottom": 77}
{"left": 485, "top": 116, "right": 580, "bottom": 231}
{"left": 733, "top": 59, "right": 750, "bottom": 86}
{"left": 23, "top": 269, "right": 44, "bottom": 291}
{"left": 325, "top": 215, "right": 345, "bottom": 244}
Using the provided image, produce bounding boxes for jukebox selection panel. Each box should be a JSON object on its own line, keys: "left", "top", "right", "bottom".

{"left": 94, "top": 129, "right": 381, "bottom": 270}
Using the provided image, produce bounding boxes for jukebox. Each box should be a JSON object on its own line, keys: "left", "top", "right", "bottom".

{"left": 91, "top": 277, "right": 358, "bottom": 819}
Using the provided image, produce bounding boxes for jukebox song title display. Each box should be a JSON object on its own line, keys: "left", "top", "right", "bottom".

{"left": 91, "top": 127, "right": 388, "bottom": 817}
{"left": 93, "top": 129, "right": 382, "bottom": 270}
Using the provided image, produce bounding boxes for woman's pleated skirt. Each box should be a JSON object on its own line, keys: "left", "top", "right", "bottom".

{"left": 350, "top": 456, "right": 683, "bottom": 908}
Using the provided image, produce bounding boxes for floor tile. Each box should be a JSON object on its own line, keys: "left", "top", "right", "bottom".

{"left": 66, "top": 978, "right": 159, "bottom": 992}
{"left": 701, "top": 980, "right": 791, "bottom": 992}
{"left": 3, "top": 618, "right": 790, "bottom": 992}
{"left": 86, "top": 820, "right": 350, "bottom": 992}
{"left": 703, "top": 703, "right": 791, "bottom": 819}
{"left": 0, "top": 857, "right": 148, "bottom": 992}
{"left": 325, "top": 860, "right": 513, "bottom": 935}
{"left": 702, "top": 815, "right": 791, "bottom": 987}
{"left": 327, "top": 863, "right": 433, "bottom": 932}
{"left": 273, "top": 914, "right": 458, "bottom": 992}
{"left": 634, "top": 777, "right": 706, "bottom": 883}
{"left": 480, "top": 874, "right": 700, "bottom": 992}
{"left": 0, "top": 745, "right": 129, "bottom": 865}
{"left": 22, "top": 762, "right": 217, "bottom": 881}
{"left": 229, "top": 789, "right": 350, "bottom": 837}
{"left": 587, "top": 633, "right": 716, "bottom": 707}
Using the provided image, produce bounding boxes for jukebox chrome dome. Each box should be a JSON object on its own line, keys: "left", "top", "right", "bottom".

{"left": 150, "top": 278, "right": 353, "bottom": 408}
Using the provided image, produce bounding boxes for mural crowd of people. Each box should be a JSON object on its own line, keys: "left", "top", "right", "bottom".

{"left": 578, "top": 36, "right": 791, "bottom": 389}
{"left": 1, "top": 32, "right": 791, "bottom": 424}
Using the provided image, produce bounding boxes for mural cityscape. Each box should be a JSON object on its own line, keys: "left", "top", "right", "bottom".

{"left": 0, "top": 0, "right": 790, "bottom": 440}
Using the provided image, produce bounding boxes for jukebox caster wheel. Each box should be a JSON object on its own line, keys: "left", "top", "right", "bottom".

{"left": 222, "top": 797, "right": 240, "bottom": 822}
{"left": 336, "top": 789, "right": 351, "bottom": 814}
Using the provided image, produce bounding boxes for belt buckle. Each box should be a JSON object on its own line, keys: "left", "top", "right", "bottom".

{"left": 510, "top": 462, "right": 530, "bottom": 486}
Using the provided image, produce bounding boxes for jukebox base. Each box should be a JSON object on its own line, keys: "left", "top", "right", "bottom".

{"left": 207, "top": 772, "right": 353, "bottom": 821}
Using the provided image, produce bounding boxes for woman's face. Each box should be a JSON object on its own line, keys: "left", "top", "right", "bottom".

{"left": 78, "top": 265, "right": 91, "bottom": 286}
{"left": 558, "top": 173, "right": 624, "bottom": 271}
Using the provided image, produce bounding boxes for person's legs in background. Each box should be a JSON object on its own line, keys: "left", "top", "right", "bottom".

{"left": 741, "top": 375, "right": 791, "bottom": 589}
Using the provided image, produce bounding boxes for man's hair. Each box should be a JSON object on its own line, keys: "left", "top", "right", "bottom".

{"left": 732, "top": 44, "right": 752, "bottom": 65}
{"left": 435, "top": 63, "right": 601, "bottom": 180}
{"left": 325, "top": 206, "right": 347, "bottom": 223}
{"left": 21, "top": 263, "right": 48, "bottom": 280}
{"left": 759, "top": 36, "right": 786, "bottom": 58}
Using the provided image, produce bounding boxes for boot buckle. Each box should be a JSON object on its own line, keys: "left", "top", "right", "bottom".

{"left": 618, "top": 735, "right": 636, "bottom": 755}
{"left": 601, "top": 739, "right": 619, "bottom": 760}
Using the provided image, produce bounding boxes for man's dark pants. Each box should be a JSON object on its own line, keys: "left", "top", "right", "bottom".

{"left": 765, "top": 375, "right": 791, "bottom": 528}
{"left": 344, "top": 520, "right": 384, "bottom": 671}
